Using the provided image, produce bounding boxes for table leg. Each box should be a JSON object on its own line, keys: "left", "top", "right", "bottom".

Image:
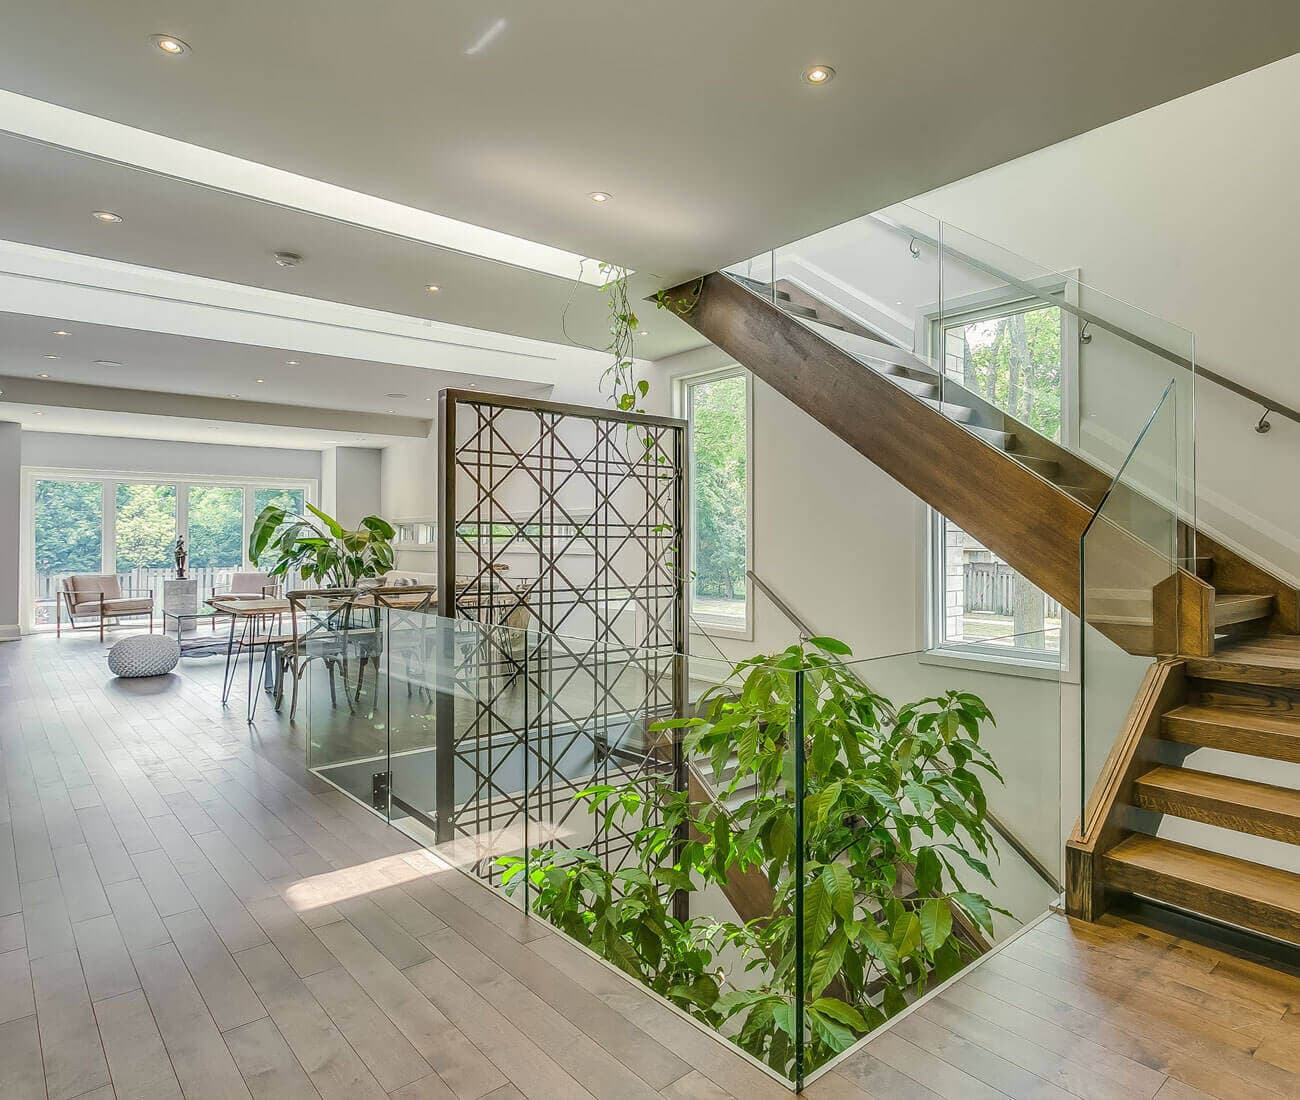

{"left": 220, "top": 613, "right": 241, "bottom": 705}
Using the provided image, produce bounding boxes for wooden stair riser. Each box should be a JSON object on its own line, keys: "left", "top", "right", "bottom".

{"left": 1133, "top": 767, "right": 1300, "bottom": 844}
{"left": 1103, "top": 836, "right": 1300, "bottom": 947}
{"left": 1162, "top": 703, "right": 1300, "bottom": 764}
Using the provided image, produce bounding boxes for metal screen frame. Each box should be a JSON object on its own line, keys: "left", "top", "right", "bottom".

{"left": 434, "top": 390, "right": 687, "bottom": 886}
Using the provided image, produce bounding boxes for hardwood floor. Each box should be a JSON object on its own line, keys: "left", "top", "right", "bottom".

{"left": 6, "top": 632, "right": 1300, "bottom": 1099}
{"left": 0, "top": 632, "right": 792, "bottom": 1100}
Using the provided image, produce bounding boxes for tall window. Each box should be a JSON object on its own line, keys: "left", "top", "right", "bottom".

{"left": 929, "top": 299, "right": 1067, "bottom": 664}
{"left": 32, "top": 479, "right": 103, "bottom": 627}
{"left": 684, "top": 369, "right": 750, "bottom": 633}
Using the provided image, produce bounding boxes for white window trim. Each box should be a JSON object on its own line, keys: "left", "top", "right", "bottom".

{"left": 917, "top": 275, "right": 1081, "bottom": 677}
{"left": 675, "top": 364, "right": 754, "bottom": 641}
{"left": 20, "top": 465, "right": 317, "bottom": 634}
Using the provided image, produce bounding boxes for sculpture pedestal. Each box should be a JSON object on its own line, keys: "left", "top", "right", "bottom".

{"left": 162, "top": 579, "right": 199, "bottom": 631}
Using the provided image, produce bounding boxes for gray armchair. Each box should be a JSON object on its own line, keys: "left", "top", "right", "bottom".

{"left": 57, "top": 575, "right": 154, "bottom": 641}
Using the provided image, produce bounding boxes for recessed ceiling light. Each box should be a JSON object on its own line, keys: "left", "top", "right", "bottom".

{"left": 274, "top": 251, "right": 303, "bottom": 268}
{"left": 801, "top": 65, "right": 835, "bottom": 85}
{"left": 384, "top": 393, "right": 408, "bottom": 400}
{"left": 285, "top": 359, "right": 300, "bottom": 366}
{"left": 43, "top": 354, "right": 59, "bottom": 360}
{"left": 469, "top": 383, "right": 479, "bottom": 389}
{"left": 94, "top": 360, "right": 122, "bottom": 367}
{"left": 150, "top": 34, "right": 191, "bottom": 56}
{"left": 52, "top": 330, "right": 70, "bottom": 337}
{"left": 386, "top": 409, "right": 397, "bottom": 414}
{"left": 638, "top": 330, "right": 649, "bottom": 336}
{"left": 92, "top": 210, "right": 123, "bottom": 223}
{"left": 588, "top": 192, "right": 612, "bottom": 204}
{"left": 33, "top": 411, "right": 43, "bottom": 416}
{"left": 37, "top": 373, "right": 49, "bottom": 379}
{"left": 424, "top": 284, "right": 441, "bottom": 293}
{"left": 255, "top": 378, "right": 265, "bottom": 384}
{"left": 424, "top": 396, "right": 432, "bottom": 402}
{"left": 227, "top": 392, "right": 240, "bottom": 398}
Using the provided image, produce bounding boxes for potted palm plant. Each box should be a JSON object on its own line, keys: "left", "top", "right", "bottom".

{"left": 248, "top": 502, "right": 395, "bottom": 588}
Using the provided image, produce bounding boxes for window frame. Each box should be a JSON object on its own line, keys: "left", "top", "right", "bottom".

{"left": 676, "top": 364, "right": 754, "bottom": 640}
{"left": 919, "top": 278, "right": 1080, "bottom": 676}
{"left": 20, "top": 466, "right": 316, "bottom": 634}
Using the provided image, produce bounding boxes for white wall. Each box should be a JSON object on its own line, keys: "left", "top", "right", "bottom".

{"left": 0, "top": 422, "right": 20, "bottom": 638}
{"left": 648, "top": 344, "right": 925, "bottom": 664}
{"left": 321, "top": 446, "right": 382, "bottom": 527}
{"left": 910, "top": 52, "right": 1300, "bottom": 580}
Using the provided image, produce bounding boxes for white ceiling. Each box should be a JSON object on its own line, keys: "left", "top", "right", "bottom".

{"left": 0, "top": 311, "right": 546, "bottom": 414}
{"left": 0, "top": 3, "right": 1296, "bottom": 448}
{"left": 1, "top": 1, "right": 1296, "bottom": 279}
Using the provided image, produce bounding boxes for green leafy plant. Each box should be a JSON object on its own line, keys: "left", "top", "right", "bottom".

{"left": 248, "top": 503, "right": 395, "bottom": 589}
{"left": 500, "top": 638, "right": 1004, "bottom": 1078}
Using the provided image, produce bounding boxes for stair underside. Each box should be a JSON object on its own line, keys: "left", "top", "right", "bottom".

{"left": 1133, "top": 765, "right": 1300, "bottom": 843}
{"left": 1103, "top": 834, "right": 1300, "bottom": 946}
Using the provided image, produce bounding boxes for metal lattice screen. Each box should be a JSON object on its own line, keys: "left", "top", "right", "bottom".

{"left": 434, "top": 390, "right": 686, "bottom": 879}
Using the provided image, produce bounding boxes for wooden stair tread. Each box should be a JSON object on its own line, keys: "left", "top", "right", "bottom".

{"left": 1103, "top": 834, "right": 1300, "bottom": 944}
{"left": 1187, "top": 635, "right": 1300, "bottom": 688}
{"left": 1133, "top": 765, "right": 1300, "bottom": 842}
{"left": 1214, "top": 593, "right": 1274, "bottom": 628}
{"left": 1162, "top": 704, "right": 1300, "bottom": 763}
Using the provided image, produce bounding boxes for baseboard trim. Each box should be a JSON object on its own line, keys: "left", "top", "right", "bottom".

{"left": 0, "top": 624, "right": 19, "bottom": 642}
{"left": 1116, "top": 895, "right": 1300, "bottom": 977}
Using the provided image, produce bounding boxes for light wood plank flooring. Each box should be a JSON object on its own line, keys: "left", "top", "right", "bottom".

{"left": 5, "top": 632, "right": 1300, "bottom": 1099}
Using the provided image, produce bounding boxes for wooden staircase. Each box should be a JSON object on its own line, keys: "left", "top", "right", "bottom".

{"left": 662, "top": 269, "right": 1300, "bottom": 953}
{"left": 1069, "top": 637, "right": 1300, "bottom": 947}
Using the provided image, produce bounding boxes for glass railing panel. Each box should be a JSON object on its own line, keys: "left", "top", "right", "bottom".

{"left": 933, "top": 214, "right": 1196, "bottom": 567}
{"left": 790, "top": 629, "right": 1060, "bottom": 1080}
{"left": 722, "top": 204, "right": 1198, "bottom": 575}
{"left": 766, "top": 205, "right": 943, "bottom": 375}
{"left": 301, "top": 589, "right": 389, "bottom": 811}
{"left": 1079, "top": 384, "right": 1179, "bottom": 834}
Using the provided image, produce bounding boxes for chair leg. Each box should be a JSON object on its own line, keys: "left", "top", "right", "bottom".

{"left": 56, "top": 597, "right": 61, "bottom": 638}
{"left": 99, "top": 615, "right": 104, "bottom": 643}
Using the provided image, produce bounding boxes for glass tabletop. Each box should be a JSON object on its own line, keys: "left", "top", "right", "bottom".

{"left": 165, "top": 606, "right": 220, "bottom": 622}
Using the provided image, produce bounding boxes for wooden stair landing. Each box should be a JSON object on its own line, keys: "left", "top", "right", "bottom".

{"left": 1104, "top": 834, "right": 1300, "bottom": 947}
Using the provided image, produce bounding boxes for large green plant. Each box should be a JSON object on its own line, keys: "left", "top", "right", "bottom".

{"left": 248, "top": 503, "right": 395, "bottom": 589}
{"left": 500, "top": 638, "right": 1003, "bottom": 1077}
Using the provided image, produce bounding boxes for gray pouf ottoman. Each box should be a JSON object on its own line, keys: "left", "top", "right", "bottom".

{"left": 108, "top": 634, "right": 181, "bottom": 678}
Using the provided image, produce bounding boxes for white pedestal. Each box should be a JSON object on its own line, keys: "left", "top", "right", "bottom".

{"left": 163, "top": 579, "right": 199, "bottom": 630}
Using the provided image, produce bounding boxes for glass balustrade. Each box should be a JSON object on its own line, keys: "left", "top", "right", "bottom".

{"left": 301, "top": 604, "right": 1061, "bottom": 1088}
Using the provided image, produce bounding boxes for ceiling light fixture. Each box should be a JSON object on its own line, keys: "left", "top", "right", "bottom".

{"left": 43, "top": 354, "right": 59, "bottom": 360}
{"left": 52, "top": 330, "right": 70, "bottom": 337}
{"left": 149, "top": 34, "right": 191, "bottom": 56}
{"left": 94, "top": 360, "right": 122, "bottom": 367}
{"left": 255, "top": 378, "right": 265, "bottom": 384}
{"left": 384, "top": 393, "right": 408, "bottom": 400}
{"left": 274, "top": 251, "right": 303, "bottom": 268}
{"left": 286, "top": 359, "right": 300, "bottom": 366}
{"left": 638, "top": 330, "right": 649, "bottom": 336}
{"left": 801, "top": 64, "right": 835, "bottom": 85}
{"left": 37, "top": 373, "right": 49, "bottom": 379}
{"left": 588, "top": 192, "right": 612, "bottom": 204}
{"left": 424, "top": 284, "right": 440, "bottom": 293}
{"left": 92, "top": 210, "right": 123, "bottom": 223}
{"left": 227, "top": 392, "right": 240, "bottom": 398}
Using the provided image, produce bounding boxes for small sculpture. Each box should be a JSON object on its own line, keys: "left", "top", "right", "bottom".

{"left": 174, "top": 534, "right": 188, "bottom": 579}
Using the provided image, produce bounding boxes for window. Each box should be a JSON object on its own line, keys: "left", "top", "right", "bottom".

{"left": 32, "top": 479, "right": 103, "bottom": 627}
{"left": 942, "top": 301, "right": 1064, "bottom": 442}
{"left": 928, "top": 297, "right": 1069, "bottom": 666}
{"left": 683, "top": 368, "right": 751, "bottom": 634}
{"left": 24, "top": 471, "right": 313, "bottom": 631}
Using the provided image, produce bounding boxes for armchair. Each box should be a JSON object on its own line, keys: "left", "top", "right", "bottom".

{"left": 211, "top": 571, "right": 278, "bottom": 601}
{"left": 57, "top": 575, "right": 154, "bottom": 641}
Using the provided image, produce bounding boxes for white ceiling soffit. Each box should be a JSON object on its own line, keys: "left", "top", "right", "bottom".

{"left": 0, "top": 1, "right": 1296, "bottom": 282}
{"left": 0, "top": 310, "right": 548, "bottom": 417}
{"left": 0, "top": 91, "right": 622, "bottom": 287}
{"left": 0, "top": 133, "right": 687, "bottom": 358}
